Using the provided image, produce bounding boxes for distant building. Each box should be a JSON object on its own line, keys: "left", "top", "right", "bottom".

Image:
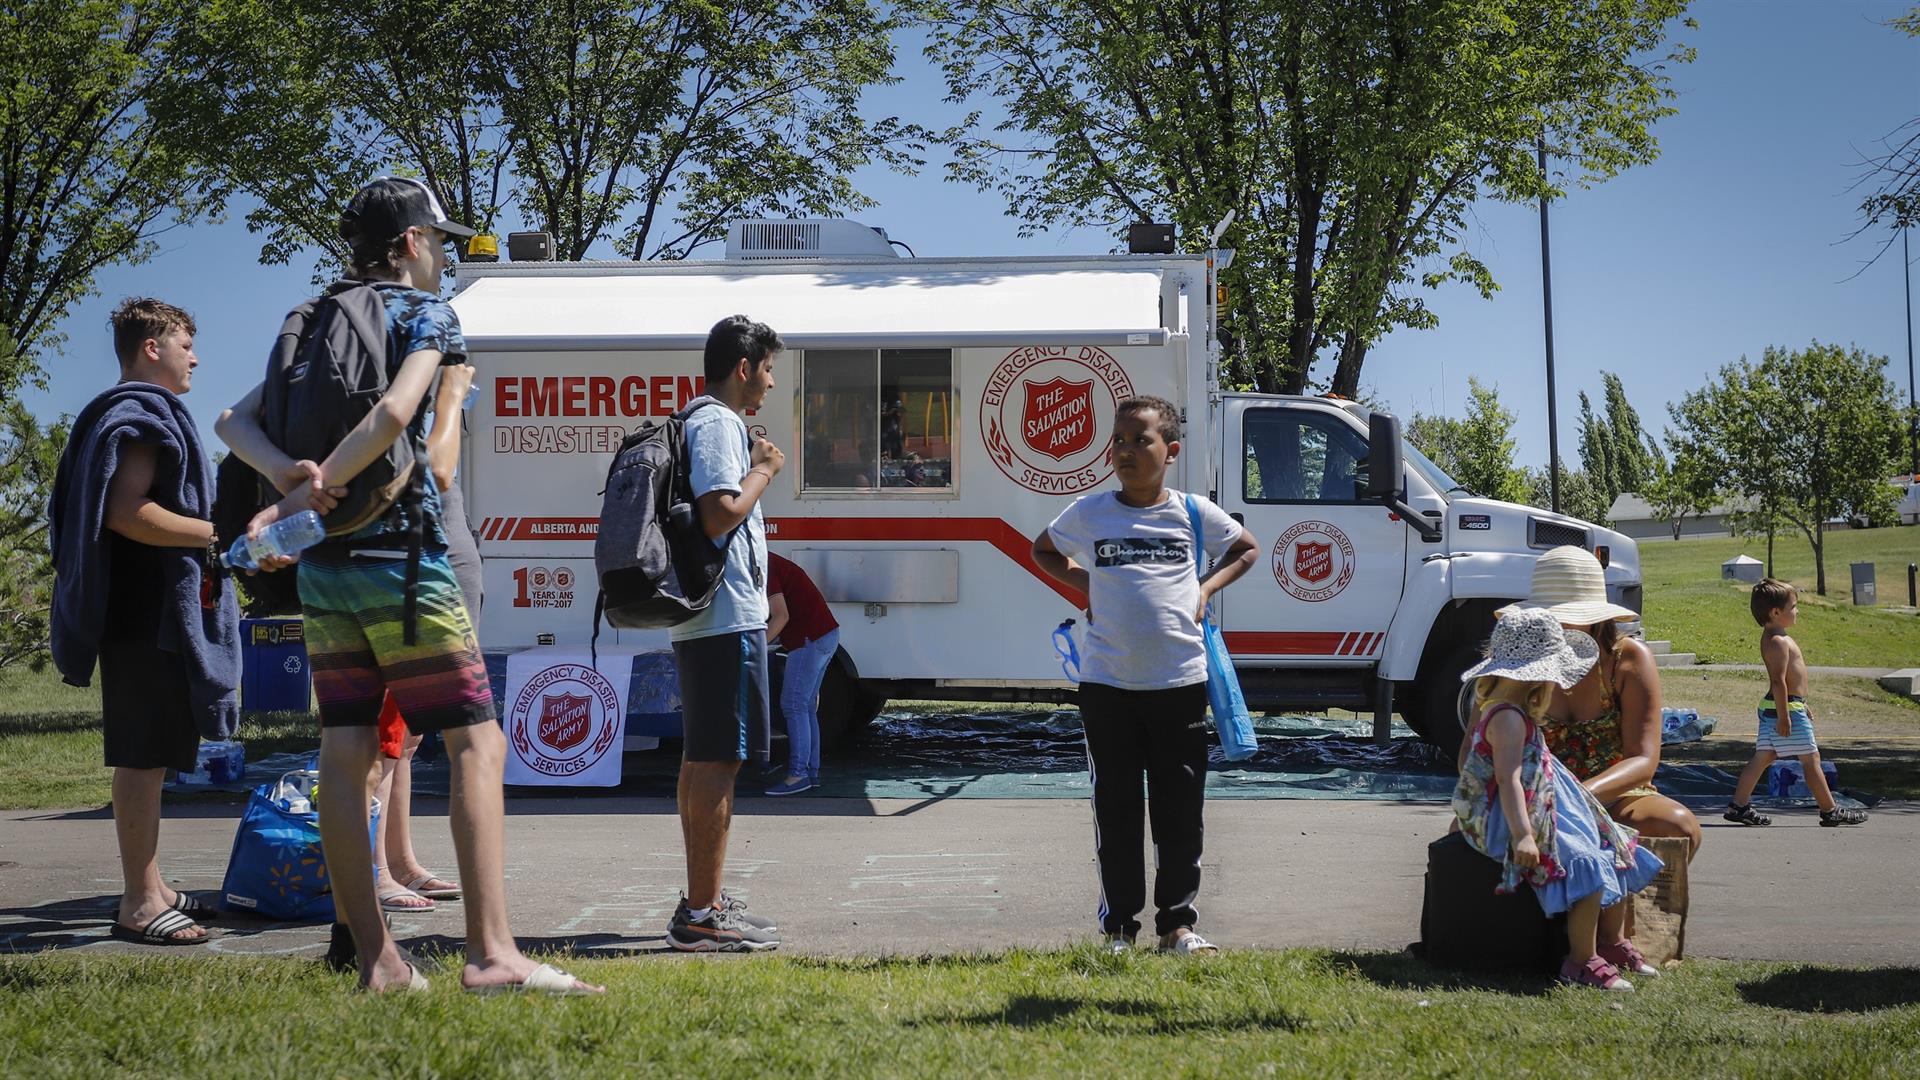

{"left": 1607, "top": 492, "right": 1741, "bottom": 541}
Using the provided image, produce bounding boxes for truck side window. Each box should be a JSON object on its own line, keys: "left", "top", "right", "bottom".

{"left": 801, "top": 348, "right": 954, "bottom": 492}
{"left": 1242, "top": 409, "right": 1371, "bottom": 504}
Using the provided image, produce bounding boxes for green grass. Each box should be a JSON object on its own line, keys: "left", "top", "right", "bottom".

{"left": 0, "top": 666, "right": 318, "bottom": 811}
{"left": 1637, "top": 527, "right": 1920, "bottom": 666}
{"left": 1, "top": 948, "right": 1917, "bottom": 1078}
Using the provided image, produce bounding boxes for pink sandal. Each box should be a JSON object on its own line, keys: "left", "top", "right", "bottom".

{"left": 1597, "top": 938, "right": 1659, "bottom": 977}
{"left": 1559, "top": 954, "right": 1634, "bottom": 992}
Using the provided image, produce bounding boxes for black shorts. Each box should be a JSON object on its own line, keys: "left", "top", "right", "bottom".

{"left": 98, "top": 639, "right": 200, "bottom": 773}
{"left": 672, "top": 630, "right": 769, "bottom": 763}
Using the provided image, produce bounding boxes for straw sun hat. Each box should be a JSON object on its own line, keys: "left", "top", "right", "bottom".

{"left": 1503, "top": 544, "right": 1638, "bottom": 626}
{"left": 1461, "top": 608, "right": 1599, "bottom": 689}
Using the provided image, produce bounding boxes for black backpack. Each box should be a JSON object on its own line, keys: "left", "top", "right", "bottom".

{"left": 212, "top": 452, "right": 301, "bottom": 617}
{"left": 254, "top": 280, "right": 432, "bottom": 641}
{"left": 593, "top": 400, "right": 733, "bottom": 632}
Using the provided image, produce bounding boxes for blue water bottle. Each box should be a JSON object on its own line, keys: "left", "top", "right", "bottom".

{"left": 222, "top": 510, "right": 327, "bottom": 570}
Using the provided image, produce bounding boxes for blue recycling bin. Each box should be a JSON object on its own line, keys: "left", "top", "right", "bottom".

{"left": 241, "top": 617, "right": 312, "bottom": 714}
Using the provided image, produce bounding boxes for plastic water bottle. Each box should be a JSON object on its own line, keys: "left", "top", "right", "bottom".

{"left": 1051, "top": 618, "right": 1082, "bottom": 683}
{"left": 222, "top": 510, "right": 327, "bottom": 570}
{"left": 462, "top": 382, "right": 479, "bottom": 410}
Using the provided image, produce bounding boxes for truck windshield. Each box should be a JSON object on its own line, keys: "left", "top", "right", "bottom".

{"left": 1403, "top": 440, "right": 1463, "bottom": 503}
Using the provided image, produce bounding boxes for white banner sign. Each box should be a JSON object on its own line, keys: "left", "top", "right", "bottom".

{"left": 502, "top": 648, "right": 632, "bottom": 787}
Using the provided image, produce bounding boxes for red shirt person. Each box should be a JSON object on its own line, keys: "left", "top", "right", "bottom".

{"left": 766, "top": 554, "right": 841, "bottom": 794}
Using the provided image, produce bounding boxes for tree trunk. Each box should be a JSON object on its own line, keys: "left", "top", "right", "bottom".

{"left": 1812, "top": 528, "right": 1826, "bottom": 596}
{"left": 1331, "top": 329, "right": 1365, "bottom": 399}
{"left": 1765, "top": 527, "right": 1774, "bottom": 577}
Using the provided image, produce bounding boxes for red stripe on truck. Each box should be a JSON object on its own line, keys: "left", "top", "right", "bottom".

{"left": 1222, "top": 632, "right": 1353, "bottom": 656}
{"left": 766, "top": 516, "right": 1085, "bottom": 607}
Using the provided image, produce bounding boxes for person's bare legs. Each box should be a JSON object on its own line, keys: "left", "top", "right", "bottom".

{"left": 1798, "top": 751, "right": 1839, "bottom": 812}
{"left": 385, "top": 734, "right": 454, "bottom": 892}
{"left": 1610, "top": 793, "right": 1703, "bottom": 862}
{"left": 111, "top": 766, "right": 203, "bottom": 940}
{"left": 442, "top": 720, "right": 601, "bottom": 992}
{"left": 317, "top": 727, "right": 413, "bottom": 991}
{"left": 679, "top": 759, "right": 740, "bottom": 909}
{"left": 1598, "top": 898, "right": 1630, "bottom": 948}
{"left": 368, "top": 758, "right": 430, "bottom": 909}
{"left": 1729, "top": 749, "right": 1777, "bottom": 809}
{"left": 1565, "top": 893, "right": 1601, "bottom": 964}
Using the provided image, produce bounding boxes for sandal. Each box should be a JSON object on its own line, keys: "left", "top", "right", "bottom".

{"left": 1820, "top": 806, "right": 1868, "bottom": 827}
{"left": 1597, "top": 938, "right": 1659, "bottom": 978}
{"left": 378, "top": 886, "right": 435, "bottom": 912}
{"left": 1158, "top": 929, "right": 1219, "bottom": 956}
{"left": 169, "top": 890, "right": 217, "bottom": 920}
{"left": 355, "top": 959, "right": 429, "bottom": 994}
{"left": 1558, "top": 954, "right": 1633, "bottom": 992}
{"left": 1723, "top": 803, "right": 1772, "bottom": 827}
{"left": 465, "top": 963, "right": 602, "bottom": 996}
{"left": 109, "top": 908, "right": 207, "bottom": 946}
{"left": 399, "top": 872, "right": 462, "bottom": 901}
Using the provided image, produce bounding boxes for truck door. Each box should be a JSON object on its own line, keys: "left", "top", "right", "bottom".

{"left": 1214, "top": 398, "right": 1408, "bottom": 663}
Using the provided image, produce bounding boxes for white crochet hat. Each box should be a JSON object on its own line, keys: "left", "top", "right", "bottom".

{"left": 1461, "top": 608, "right": 1599, "bottom": 689}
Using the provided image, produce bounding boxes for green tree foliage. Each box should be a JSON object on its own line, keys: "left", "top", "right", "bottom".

{"left": 1, "top": 1, "right": 227, "bottom": 670}
{"left": 1641, "top": 448, "right": 1715, "bottom": 540}
{"left": 916, "top": 0, "right": 1693, "bottom": 395}
{"left": 1520, "top": 462, "right": 1610, "bottom": 526}
{"left": 185, "top": 0, "right": 931, "bottom": 270}
{"left": 1575, "top": 371, "right": 1662, "bottom": 511}
{"left": 1409, "top": 377, "right": 1528, "bottom": 503}
{"left": 1669, "top": 342, "right": 1906, "bottom": 595}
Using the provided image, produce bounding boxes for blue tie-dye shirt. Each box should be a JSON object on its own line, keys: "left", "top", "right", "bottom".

{"left": 344, "top": 282, "right": 467, "bottom": 545}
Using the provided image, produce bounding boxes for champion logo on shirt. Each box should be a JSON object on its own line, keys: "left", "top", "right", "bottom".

{"left": 1093, "top": 537, "right": 1190, "bottom": 567}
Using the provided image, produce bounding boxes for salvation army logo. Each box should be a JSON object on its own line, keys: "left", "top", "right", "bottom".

{"left": 1274, "top": 521, "right": 1356, "bottom": 603}
{"left": 508, "top": 663, "right": 621, "bottom": 777}
{"left": 981, "top": 346, "right": 1136, "bottom": 495}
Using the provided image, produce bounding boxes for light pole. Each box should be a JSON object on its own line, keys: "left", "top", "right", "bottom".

{"left": 1905, "top": 226, "right": 1916, "bottom": 476}
{"left": 1539, "top": 135, "right": 1562, "bottom": 514}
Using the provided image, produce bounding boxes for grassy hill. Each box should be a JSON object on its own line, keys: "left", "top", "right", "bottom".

{"left": 1636, "top": 526, "right": 1920, "bottom": 667}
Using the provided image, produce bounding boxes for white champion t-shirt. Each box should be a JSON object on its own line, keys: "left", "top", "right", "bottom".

{"left": 1045, "top": 489, "right": 1243, "bottom": 691}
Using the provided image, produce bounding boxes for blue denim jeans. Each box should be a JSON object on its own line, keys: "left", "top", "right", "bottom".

{"left": 781, "top": 628, "right": 839, "bottom": 779}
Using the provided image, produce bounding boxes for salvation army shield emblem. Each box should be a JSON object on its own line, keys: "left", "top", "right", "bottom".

{"left": 1293, "top": 540, "right": 1334, "bottom": 584}
{"left": 537, "top": 692, "right": 593, "bottom": 753}
{"left": 1021, "top": 377, "right": 1096, "bottom": 462}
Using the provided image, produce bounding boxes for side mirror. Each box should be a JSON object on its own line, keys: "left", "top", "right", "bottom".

{"left": 1367, "top": 413, "right": 1406, "bottom": 501}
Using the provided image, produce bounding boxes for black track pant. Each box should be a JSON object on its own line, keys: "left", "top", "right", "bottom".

{"left": 1079, "top": 680, "right": 1210, "bottom": 939}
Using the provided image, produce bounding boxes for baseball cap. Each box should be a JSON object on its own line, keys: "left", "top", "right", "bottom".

{"left": 339, "top": 177, "right": 477, "bottom": 247}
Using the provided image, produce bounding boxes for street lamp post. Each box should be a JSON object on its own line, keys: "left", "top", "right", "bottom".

{"left": 1539, "top": 135, "right": 1562, "bottom": 514}
{"left": 1905, "top": 226, "right": 1917, "bottom": 476}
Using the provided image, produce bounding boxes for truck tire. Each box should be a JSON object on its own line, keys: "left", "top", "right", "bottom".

{"left": 1411, "top": 644, "right": 1481, "bottom": 758}
{"left": 815, "top": 646, "right": 886, "bottom": 746}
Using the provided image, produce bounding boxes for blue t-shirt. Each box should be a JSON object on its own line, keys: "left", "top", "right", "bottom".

{"left": 345, "top": 283, "right": 465, "bottom": 545}
{"left": 669, "top": 397, "right": 769, "bottom": 642}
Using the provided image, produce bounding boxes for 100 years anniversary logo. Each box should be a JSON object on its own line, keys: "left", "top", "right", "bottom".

{"left": 981, "top": 345, "right": 1136, "bottom": 495}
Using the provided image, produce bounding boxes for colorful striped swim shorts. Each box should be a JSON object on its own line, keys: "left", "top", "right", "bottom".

{"left": 299, "top": 548, "right": 494, "bottom": 733}
{"left": 1756, "top": 696, "right": 1817, "bottom": 758}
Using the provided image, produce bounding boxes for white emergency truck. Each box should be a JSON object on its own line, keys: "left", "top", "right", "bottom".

{"left": 450, "top": 219, "right": 1642, "bottom": 750}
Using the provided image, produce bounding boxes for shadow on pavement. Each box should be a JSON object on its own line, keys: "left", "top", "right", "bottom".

{"left": 1329, "top": 949, "right": 1554, "bottom": 996}
{"left": 1738, "top": 966, "right": 1920, "bottom": 1013}
{"left": 398, "top": 931, "right": 668, "bottom": 960}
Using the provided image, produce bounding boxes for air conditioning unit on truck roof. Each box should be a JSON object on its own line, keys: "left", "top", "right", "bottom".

{"left": 726, "top": 218, "right": 899, "bottom": 261}
{"left": 449, "top": 220, "right": 1643, "bottom": 758}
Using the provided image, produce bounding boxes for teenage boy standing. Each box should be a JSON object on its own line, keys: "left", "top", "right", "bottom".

{"left": 50, "top": 299, "right": 239, "bottom": 946}
{"left": 1032, "top": 394, "right": 1259, "bottom": 954}
{"left": 226, "top": 177, "right": 599, "bottom": 994}
{"left": 666, "top": 315, "right": 786, "bottom": 951}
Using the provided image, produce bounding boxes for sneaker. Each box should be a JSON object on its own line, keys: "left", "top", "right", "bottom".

{"left": 1819, "top": 806, "right": 1868, "bottom": 827}
{"left": 1104, "top": 932, "right": 1135, "bottom": 955}
{"left": 766, "top": 776, "right": 815, "bottom": 796}
{"left": 668, "top": 905, "right": 780, "bottom": 952}
{"left": 1597, "top": 938, "right": 1659, "bottom": 978}
{"left": 1158, "top": 929, "right": 1219, "bottom": 956}
{"left": 1558, "top": 954, "right": 1633, "bottom": 992}
{"left": 714, "top": 892, "right": 777, "bottom": 932}
{"left": 1723, "top": 802, "right": 1772, "bottom": 827}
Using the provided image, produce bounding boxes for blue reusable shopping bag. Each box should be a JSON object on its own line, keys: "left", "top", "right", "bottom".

{"left": 1186, "top": 495, "right": 1259, "bottom": 761}
{"left": 220, "top": 771, "right": 379, "bottom": 921}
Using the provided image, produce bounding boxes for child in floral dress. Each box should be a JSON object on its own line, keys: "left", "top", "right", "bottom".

{"left": 1453, "top": 608, "right": 1665, "bottom": 991}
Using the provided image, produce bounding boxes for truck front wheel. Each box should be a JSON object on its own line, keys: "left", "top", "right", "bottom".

{"left": 1411, "top": 644, "right": 1480, "bottom": 758}
{"left": 814, "top": 645, "right": 886, "bottom": 746}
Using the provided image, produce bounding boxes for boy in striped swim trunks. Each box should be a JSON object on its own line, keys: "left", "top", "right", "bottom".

{"left": 1724, "top": 579, "right": 1866, "bottom": 828}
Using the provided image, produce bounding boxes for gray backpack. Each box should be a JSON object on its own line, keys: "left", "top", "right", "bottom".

{"left": 593, "top": 400, "right": 734, "bottom": 632}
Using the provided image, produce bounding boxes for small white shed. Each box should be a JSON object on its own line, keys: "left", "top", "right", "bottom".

{"left": 1722, "top": 554, "right": 1764, "bottom": 583}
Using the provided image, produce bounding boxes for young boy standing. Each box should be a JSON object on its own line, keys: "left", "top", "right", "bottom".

{"left": 1724, "top": 579, "right": 1868, "bottom": 828}
{"left": 50, "top": 298, "right": 239, "bottom": 946}
{"left": 227, "top": 177, "right": 600, "bottom": 993}
{"left": 1032, "top": 394, "right": 1259, "bottom": 953}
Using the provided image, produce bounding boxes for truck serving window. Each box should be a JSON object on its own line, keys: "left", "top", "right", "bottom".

{"left": 1242, "top": 409, "right": 1372, "bottom": 504}
{"left": 800, "top": 348, "right": 954, "bottom": 493}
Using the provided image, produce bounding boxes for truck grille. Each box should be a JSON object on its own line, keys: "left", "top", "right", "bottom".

{"left": 1529, "top": 518, "right": 1589, "bottom": 550}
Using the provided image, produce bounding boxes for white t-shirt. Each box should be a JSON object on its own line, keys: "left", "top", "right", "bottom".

{"left": 669, "top": 398, "right": 770, "bottom": 642}
{"left": 1045, "top": 489, "right": 1243, "bottom": 691}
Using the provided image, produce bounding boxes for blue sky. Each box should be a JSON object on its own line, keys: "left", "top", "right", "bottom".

{"left": 23, "top": 0, "right": 1920, "bottom": 474}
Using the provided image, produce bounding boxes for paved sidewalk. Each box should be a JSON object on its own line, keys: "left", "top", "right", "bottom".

{"left": 3, "top": 798, "right": 1915, "bottom": 966}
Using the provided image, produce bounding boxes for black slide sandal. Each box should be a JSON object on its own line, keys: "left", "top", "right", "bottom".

{"left": 110, "top": 908, "right": 207, "bottom": 946}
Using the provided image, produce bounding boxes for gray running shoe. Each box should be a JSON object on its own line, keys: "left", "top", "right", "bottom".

{"left": 668, "top": 905, "right": 780, "bottom": 952}
{"left": 718, "top": 891, "right": 778, "bottom": 932}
